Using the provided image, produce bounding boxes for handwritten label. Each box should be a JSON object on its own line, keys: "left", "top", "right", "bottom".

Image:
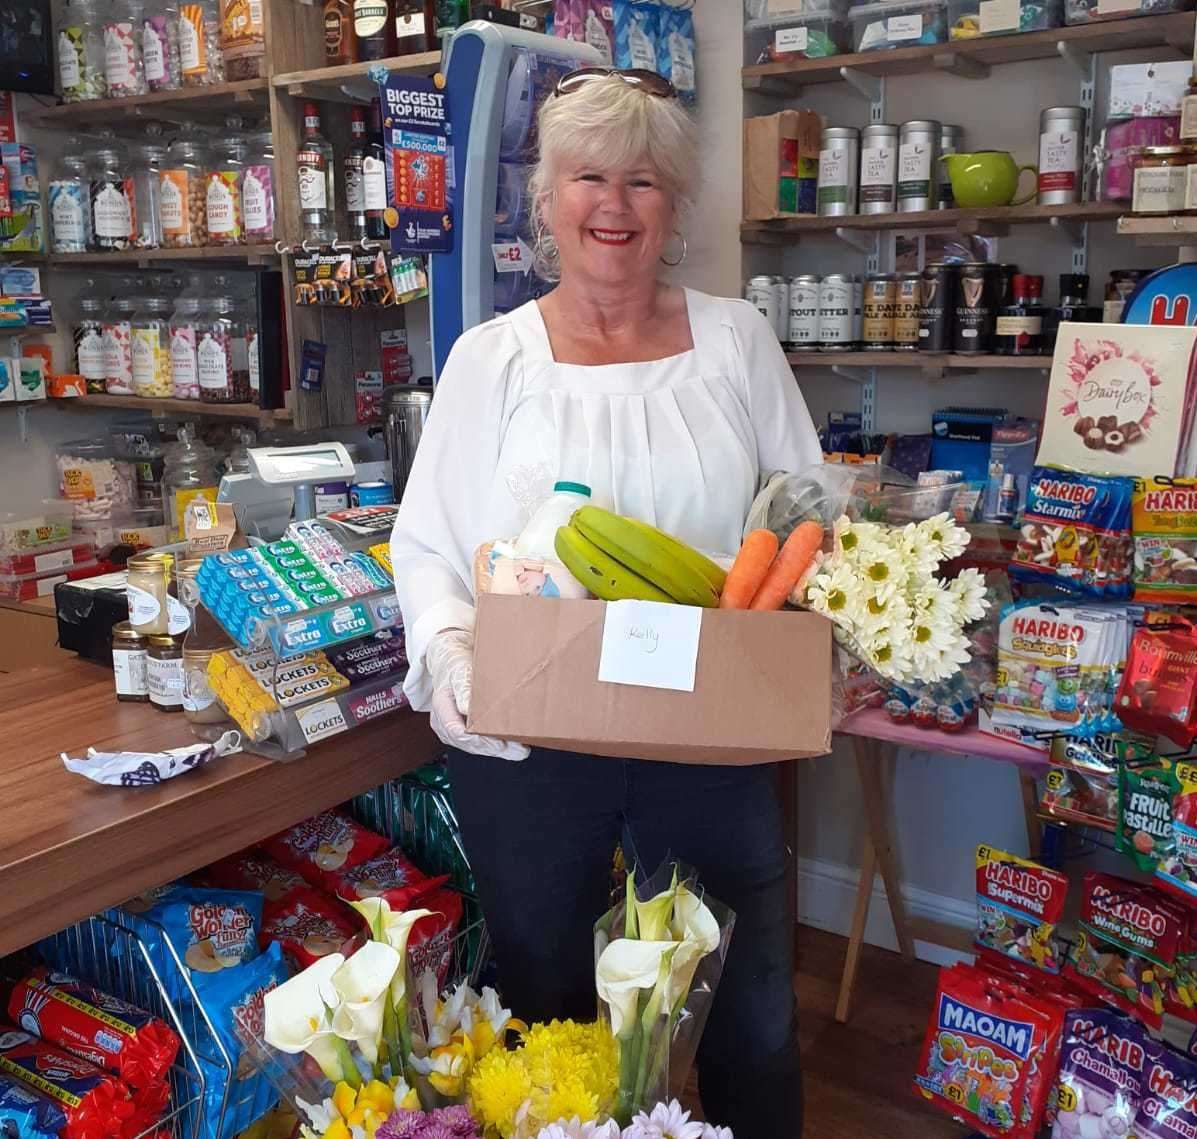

{"left": 774, "top": 25, "right": 809, "bottom": 53}
{"left": 887, "top": 13, "right": 923, "bottom": 39}
{"left": 979, "top": 0, "right": 1019, "bottom": 32}
{"left": 598, "top": 600, "right": 702, "bottom": 693}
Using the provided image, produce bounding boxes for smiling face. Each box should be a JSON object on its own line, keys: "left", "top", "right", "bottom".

{"left": 544, "top": 158, "right": 677, "bottom": 289}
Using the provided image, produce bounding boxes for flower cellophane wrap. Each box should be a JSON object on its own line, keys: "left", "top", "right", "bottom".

{"left": 594, "top": 861, "right": 734, "bottom": 1124}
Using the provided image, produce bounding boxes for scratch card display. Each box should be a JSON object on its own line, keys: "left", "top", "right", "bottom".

{"left": 975, "top": 845, "right": 1068, "bottom": 974}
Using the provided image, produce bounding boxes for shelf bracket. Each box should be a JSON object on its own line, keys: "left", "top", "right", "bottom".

{"left": 1056, "top": 40, "right": 1091, "bottom": 77}
{"left": 15, "top": 406, "right": 29, "bottom": 445}
{"left": 831, "top": 365, "right": 871, "bottom": 385}
{"left": 932, "top": 51, "right": 990, "bottom": 80}
{"left": 839, "top": 67, "right": 883, "bottom": 105}
{"left": 834, "top": 226, "right": 876, "bottom": 254}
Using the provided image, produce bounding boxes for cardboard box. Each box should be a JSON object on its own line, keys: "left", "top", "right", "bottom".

{"left": 743, "top": 109, "right": 822, "bottom": 221}
{"left": 468, "top": 594, "right": 833, "bottom": 764}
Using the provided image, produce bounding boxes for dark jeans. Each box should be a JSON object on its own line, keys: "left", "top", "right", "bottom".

{"left": 446, "top": 747, "right": 802, "bottom": 1139}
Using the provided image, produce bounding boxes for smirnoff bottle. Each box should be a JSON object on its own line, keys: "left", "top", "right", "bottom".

{"left": 297, "top": 101, "right": 336, "bottom": 244}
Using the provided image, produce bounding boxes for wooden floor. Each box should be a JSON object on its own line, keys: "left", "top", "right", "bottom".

{"left": 794, "top": 925, "right": 960, "bottom": 1139}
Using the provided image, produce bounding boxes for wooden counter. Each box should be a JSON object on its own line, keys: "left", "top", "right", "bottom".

{"left": 0, "top": 658, "right": 441, "bottom": 957}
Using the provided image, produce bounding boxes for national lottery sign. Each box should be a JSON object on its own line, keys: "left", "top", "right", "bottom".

{"left": 377, "top": 72, "right": 453, "bottom": 255}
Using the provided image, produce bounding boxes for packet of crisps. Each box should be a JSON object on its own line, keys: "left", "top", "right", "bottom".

{"left": 261, "top": 811, "right": 389, "bottom": 893}
{"left": 201, "top": 851, "right": 306, "bottom": 905}
{"left": 260, "top": 886, "right": 364, "bottom": 971}
{"left": 324, "top": 846, "right": 448, "bottom": 911}
{"left": 406, "top": 887, "right": 465, "bottom": 990}
{"left": 1117, "top": 763, "right": 1179, "bottom": 873}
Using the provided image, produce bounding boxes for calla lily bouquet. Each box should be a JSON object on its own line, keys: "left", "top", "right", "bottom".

{"left": 594, "top": 863, "right": 733, "bottom": 1124}
{"left": 261, "top": 899, "right": 435, "bottom": 1136}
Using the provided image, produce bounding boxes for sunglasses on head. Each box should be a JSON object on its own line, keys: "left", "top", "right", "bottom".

{"left": 553, "top": 67, "right": 678, "bottom": 100}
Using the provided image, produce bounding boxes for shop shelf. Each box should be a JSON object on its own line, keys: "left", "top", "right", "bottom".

{"left": 50, "top": 392, "right": 287, "bottom": 422}
{"left": 47, "top": 244, "right": 280, "bottom": 267}
{"left": 742, "top": 8, "right": 1193, "bottom": 89}
{"left": 0, "top": 324, "right": 54, "bottom": 335}
{"left": 272, "top": 52, "right": 442, "bottom": 103}
{"left": 1117, "top": 211, "right": 1197, "bottom": 245}
{"left": 788, "top": 350, "right": 1052, "bottom": 370}
{"left": 209, "top": 585, "right": 404, "bottom": 658}
{"left": 742, "top": 201, "right": 1122, "bottom": 241}
{"left": 24, "top": 77, "right": 270, "bottom": 130}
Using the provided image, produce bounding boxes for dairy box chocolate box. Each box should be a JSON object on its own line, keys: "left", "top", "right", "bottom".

{"left": 1037, "top": 322, "right": 1197, "bottom": 479}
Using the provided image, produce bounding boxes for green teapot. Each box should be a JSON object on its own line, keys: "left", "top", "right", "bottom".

{"left": 940, "top": 151, "right": 1038, "bottom": 208}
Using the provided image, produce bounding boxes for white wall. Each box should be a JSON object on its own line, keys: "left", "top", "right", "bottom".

{"left": 684, "top": 1, "right": 1178, "bottom": 944}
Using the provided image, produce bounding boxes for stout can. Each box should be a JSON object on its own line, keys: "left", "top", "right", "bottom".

{"left": 953, "top": 262, "right": 1000, "bottom": 354}
{"left": 787, "top": 274, "right": 821, "bottom": 350}
{"left": 919, "top": 262, "right": 957, "bottom": 353}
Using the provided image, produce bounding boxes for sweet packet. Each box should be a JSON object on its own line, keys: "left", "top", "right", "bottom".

{"left": 992, "top": 602, "right": 1129, "bottom": 739}
{"left": 1064, "top": 872, "right": 1185, "bottom": 1030}
{"left": 1156, "top": 762, "right": 1197, "bottom": 906}
{"left": 1116, "top": 616, "right": 1197, "bottom": 748}
{"left": 1048, "top": 1009, "right": 1156, "bottom": 1139}
{"left": 974, "top": 845, "right": 1068, "bottom": 975}
{"left": 1129, "top": 1043, "right": 1197, "bottom": 1139}
{"left": 656, "top": 4, "right": 696, "bottom": 104}
{"left": 612, "top": 0, "right": 658, "bottom": 70}
{"left": 1040, "top": 765, "right": 1118, "bottom": 831}
{"left": 1118, "top": 762, "right": 1180, "bottom": 873}
{"left": 913, "top": 962, "right": 1062, "bottom": 1138}
{"left": 1011, "top": 467, "right": 1135, "bottom": 599}
{"left": 1133, "top": 476, "right": 1197, "bottom": 604}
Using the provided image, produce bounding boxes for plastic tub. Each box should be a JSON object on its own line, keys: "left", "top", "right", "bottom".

{"left": 848, "top": 0, "right": 948, "bottom": 49}
{"left": 1065, "top": 0, "right": 1192, "bottom": 23}
{"left": 0, "top": 501, "right": 75, "bottom": 553}
{"left": 947, "top": 0, "right": 1062, "bottom": 36}
{"left": 746, "top": 6, "right": 851, "bottom": 61}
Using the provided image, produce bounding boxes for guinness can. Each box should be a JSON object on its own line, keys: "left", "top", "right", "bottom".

{"left": 953, "top": 262, "right": 1000, "bottom": 354}
{"left": 919, "top": 263, "right": 957, "bottom": 353}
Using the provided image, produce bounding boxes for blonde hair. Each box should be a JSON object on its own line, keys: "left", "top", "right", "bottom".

{"left": 527, "top": 74, "right": 700, "bottom": 281}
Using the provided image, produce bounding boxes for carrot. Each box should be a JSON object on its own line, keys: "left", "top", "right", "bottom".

{"left": 719, "top": 529, "right": 779, "bottom": 609}
{"left": 749, "top": 520, "right": 824, "bottom": 611}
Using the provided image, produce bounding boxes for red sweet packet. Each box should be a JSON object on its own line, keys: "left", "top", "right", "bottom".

{"left": 324, "top": 846, "right": 449, "bottom": 911}
{"left": 407, "top": 887, "right": 465, "bottom": 990}
{"left": 1063, "top": 872, "right": 1184, "bottom": 1030}
{"left": 260, "top": 886, "right": 365, "bottom": 970}
{"left": 1116, "top": 618, "right": 1197, "bottom": 748}
{"left": 262, "top": 811, "right": 390, "bottom": 894}
{"left": 0, "top": 1026, "right": 141, "bottom": 1139}
{"left": 913, "top": 962, "right": 1059, "bottom": 1139}
{"left": 201, "top": 850, "right": 307, "bottom": 904}
{"left": 6, "top": 969, "right": 180, "bottom": 1090}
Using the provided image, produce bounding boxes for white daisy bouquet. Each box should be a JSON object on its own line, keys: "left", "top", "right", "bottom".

{"left": 796, "top": 512, "right": 989, "bottom": 686}
{"left": 531, "top": 1101, "right": 732, "bottom": 1139}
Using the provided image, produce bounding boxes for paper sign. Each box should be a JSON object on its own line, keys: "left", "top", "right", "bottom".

{"left": 492, "top": 238, "right": 533, "bottom": 274}
{"left": 979, "top": 0, "right": 1018, "bottom": 33}
{"left": 1096, "top": 0, "right": 1136, "bottom": 13}
{"left": 598, "top": 600, "right": 702, "bottom": 693}
{"left": 775, "top": 26, "right": 809, "bottom": 52}
{"left": 887, "top": 13, "right": 923, "bottom": 39}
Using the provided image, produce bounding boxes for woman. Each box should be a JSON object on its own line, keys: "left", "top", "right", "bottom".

{"left": 391, "top": 69, "right": 821, "bottom": 1137}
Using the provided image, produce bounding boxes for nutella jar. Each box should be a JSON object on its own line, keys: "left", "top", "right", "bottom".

{"left": 147, "top": 633, "right": 185, "bottom": 712}
{"left": 112, "top": 621, "right": 149, "bottom": 703}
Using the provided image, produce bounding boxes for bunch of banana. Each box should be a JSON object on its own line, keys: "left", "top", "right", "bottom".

{"left": 554, "top": 506, "right": 726, "bottom": 608}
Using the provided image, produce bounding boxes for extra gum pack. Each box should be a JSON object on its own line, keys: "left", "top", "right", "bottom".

{"left": 974, "top": 845, "right": 1068, "bottom": 974}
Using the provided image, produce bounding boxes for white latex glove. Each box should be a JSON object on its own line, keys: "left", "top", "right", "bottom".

{"left": 425, "top": 628, "right": 530, "bottom": 762}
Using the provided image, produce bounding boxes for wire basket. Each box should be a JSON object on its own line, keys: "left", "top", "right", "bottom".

{"left": 348, "top": 763, "right": 491, "bottom": 983}
{"left": 39, "top": 909, "right": 246, "bottom": 1139}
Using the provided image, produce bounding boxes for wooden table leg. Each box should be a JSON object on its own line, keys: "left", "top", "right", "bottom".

{"left": 1019, "top": 770, "right": 1043, "bottom": 860}
{"left": 835, "top": 833, "right": 877, "bottom": 1024}
{"left": 854, "top": 734, "right": 915, "bottom": 963}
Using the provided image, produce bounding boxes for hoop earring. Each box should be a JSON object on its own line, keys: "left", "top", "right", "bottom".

{"left": 660, "top": 231, "right": 687, "bottom": 267}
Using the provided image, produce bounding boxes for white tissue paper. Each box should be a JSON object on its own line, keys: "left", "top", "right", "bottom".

{"left": 61, "top": 731, "right": 243, "bottom": 786}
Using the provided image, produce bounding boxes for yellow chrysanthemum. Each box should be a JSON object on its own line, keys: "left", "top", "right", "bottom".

{"left": 467, "top": 1021, "right": 618, "bottom": 1139}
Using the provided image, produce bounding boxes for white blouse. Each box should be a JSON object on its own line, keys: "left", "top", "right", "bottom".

{"left": 390, "top": 287, "right": 823, "bottom": 710}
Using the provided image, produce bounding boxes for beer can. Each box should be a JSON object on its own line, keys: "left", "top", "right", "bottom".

{"left": 771, "top": 275, "right": 791, "bottom": 342}
{"left": 893, "top": 272, "right": 922, "bottom": 350}
{"left": 953, "top": 262, "right": 1000, "bottom": 354}
{"left": 747, "top": 276, "right": 781, "bottom": 338}
{"left": 861, "top": 273, "right": 896, "bottom": 349}
{"left": 919, "top": 262, "right": 957, "bottom": 353}
{"left": 787, "top": 274, "right": 821, "bottom": 350}
{"left": 818, "top": 274, "right": 859, "bottom": 350}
